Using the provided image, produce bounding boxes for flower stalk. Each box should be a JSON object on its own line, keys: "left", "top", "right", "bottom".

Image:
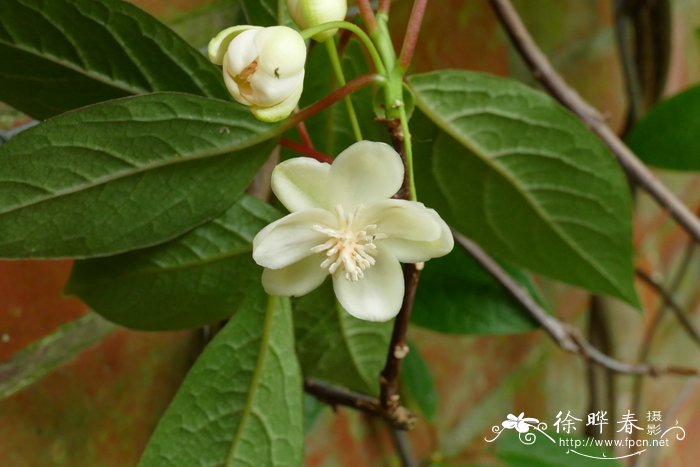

{"left": 325, "top": 39, "right": 363, "bottom": 141}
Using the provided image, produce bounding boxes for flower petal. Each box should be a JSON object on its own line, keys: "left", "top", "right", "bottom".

{"left": 380, "top": 208, "right": 454, "bottom": 262}
{"left": 208, "top": 25, "right": 259, "bottom": 65}
{"left": 261, "top": 254, "right": 328, "bottom": 296}
{"left": 502, "top": 421, "right": 517, "bottom": 429}
{"left": 248, "top": 71, "right": 304, "bottom": 107}
{"left": 328, "top": 141, "right": 404, "bottom": 208}
{"left": 227, "top": 28, "right": 261, "bottom": 74}
{"left": 222, "top": 59, "right": 250, "bottom": 105}
{"left": 271, "top": 156, "right": 331, "bottom": 212}
{"left": 251, "top": 78, "right": 304, "bottom": 122}
{"left": 332, "top": 249, "right": 404, "bottom": 321}
{"left": 255, "top": 26, "right": 307, "bottom": 77}
{"left": 358, "top": 199, "right": 441, "bottom": 241}
{"left": 253, "top": 208, "right": 335, "bottom": 269}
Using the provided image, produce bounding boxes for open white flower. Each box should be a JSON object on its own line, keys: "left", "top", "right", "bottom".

{"left": 208, "top": 25, "right": 306, "bottom": 122}
{"left": 287, "top": 0, "right": 347, "bottom": 42}
{"left": 502, "top": 413, "right": 540, "bottom": 433}
{"left": 253, "top": 141, "right": 454, "bottom": 321}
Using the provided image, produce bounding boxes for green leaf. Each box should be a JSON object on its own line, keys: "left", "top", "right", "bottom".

{"left": 409, "top": 71, "right": 637, "bottom": 306}
{"left": 66, "top": 196, "right": 279, "bottom": 330}
{"left": 0, "top": 93, "right": 281, "bottom": 259}
{"left": 628, "top": 85, "right": 700, "bottom": 170}
{"left": 400, "top": 341, "right": 438, "bottom": 421}
{"left": 242, "top": 0, "right": 289, "bottom": 26}
{"left": 0, "top": 0, "right": 228, "bottom": 119}
{"left": 140, "top": 291, "right": 303, "bottom": 467}
{"left": 412, "top": 246, "right": 540, "bottom": 335}
{"left": 294, "top": 283, "right": 392, "bottom": 395}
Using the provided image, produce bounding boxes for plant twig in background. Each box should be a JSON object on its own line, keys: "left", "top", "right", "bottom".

{"left": 355, "top": 0, "right": 378, "bottom": 32}
{"left": 279, "top": 137, "right": 334, "bottom": 164}
{"left": 378, "top": 0, "right": 392, "bottom": 16}
{"left": 399, "top": 0, "right": 429, "bottom": 70}
{"left": 391, "top": 428, "right": 418, "bottom": 467}
{"left": 636, "top": 268, "right": 700, "bottom": 347}
{"left": 0, "top": 313, "right": 117, "bottom": 400}
{"left": 304, "top": 378, "right": 416, "bottom": 430}
{"left": 454, "top": 232, "right": 699, "bottom": 377}
{"left": 488, "top": 0, "right": 700, "bottom": 246}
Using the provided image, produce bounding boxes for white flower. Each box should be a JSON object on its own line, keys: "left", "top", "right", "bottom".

{"left": 502, "top": 413, "right": 540, "bottom": 433}
{"left": 287, "top": 0, "right": 348, "bottom": 42}
{"left": 208, "top": 25, "right": 306, "bottom": 122}
{"left": 252, "top": 141, "right": 454, "bottom": 321}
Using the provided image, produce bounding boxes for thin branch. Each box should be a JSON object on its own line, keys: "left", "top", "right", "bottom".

{"left": 636, "top": 268, "right": 700, "bottom": 347}
{"left": 0, "top": 313, "right": 117, "bottom": 400}
{"left": 289, "top": 73, "right": 381, "bottom": 128}
{"left": 378, "top": 0, "right": 392, "bottom": 16}
{"left": 614, "top": 0, "right": 644, "bottom": 133}
{"left": 304, "top": 378, "right": 416, "bottom": 430}
{"left": 379, "top": 263, "right": 421, "bottom": 412}
{"left": 296, "top": 121, "right": 315, "bottom": 150}
{"left": 399, "top": 0, "right": 429, "bottom": 70}
{"left": 391, "top": 428, "right": 418, "bottom": 467}
{"left": 453, "top": 231, "right": 699, "bottom": 377}
{"left": 279, "top": 137, "right": 333, "bottom": 164}
{"left": 356, "top": 0, "right": 379, "bottom": 32}
{"left": 488, "top": 0, "right": 700, "bottom": 246}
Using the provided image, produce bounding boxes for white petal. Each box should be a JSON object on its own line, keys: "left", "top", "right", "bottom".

{"left": 271, "top": 156, "right": 331, "bottom": 212}
{"left": 248, "top": 71, "right": 304, "bottom": 106}
{"left": 358, "top": 199, "right": 441, "bottom": 241}
{"left": 502, "top": 421, "right": 517, "bottom": 429}
{"left": 208, "top": 25, "right": 259, "bottom": 65}
{"left": 515, "top": 423, "right": 530, "bottom": 434}
{"left": 227, "top": 28, "right": 261, "bottom": 74}
{"left": 256, "top": 26, "right": 307, "bottom": 77}
{"left": 288, "top": 0, "right": 347, "bottom": 41}
{"left": 261, "top": 254, "right": 328, "bottom": 296}
{"left": 332, "top": 249, "right": 404, "bottom": 321}
{"left": 329, "top": 141, "right": 404, "bottom": 208}
{"left": 253, "top": 209, "right": 335, "bottom": 269}
{"left": 222, "top": 59, "right": 250, "bottom": 105}
{"left": 251, "top": 79, "right": 304, "bottom": 122}
{"left": 379, "top": 208, "right": 454, "bottom": 262}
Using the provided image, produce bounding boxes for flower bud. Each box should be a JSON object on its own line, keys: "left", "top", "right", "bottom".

{"left": 287, "top": 0, "right": 347, "bottom": 42}
{"left": 208, "top": 26, "right": 307, "bottom": 122}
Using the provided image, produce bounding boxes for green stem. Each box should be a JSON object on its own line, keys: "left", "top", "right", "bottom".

{"left": 300, "top": 21, "right": 387, "bottom": 76}
{"left": 398, "top": 103, "right": 417, "bottom": 200}
{"left": 325, "top": 40, "right": 363, "bottom": 141}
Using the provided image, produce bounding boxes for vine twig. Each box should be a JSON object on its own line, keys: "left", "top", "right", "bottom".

{"left": 454, "top": 231, "right": 699, "bottom": 377}
{"left": 304, "top": 378, "right": 416, "bottom": 430}
{"left": 356, "top": 0, "right": 379, "bottom": 32}
{"left": 488, "top": 0, "right": 700, "bottom": 246}
{"left": 399, "top": 0, "right": 429, "bottom": 70}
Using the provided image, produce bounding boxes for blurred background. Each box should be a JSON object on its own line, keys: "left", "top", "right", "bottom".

{"left": 1, "top": 0, "right": 700, "bottom": 465}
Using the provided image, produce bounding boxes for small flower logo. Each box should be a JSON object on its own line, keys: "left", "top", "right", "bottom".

{"left": 502, "top": 413, "right": 540, "bottom": 433}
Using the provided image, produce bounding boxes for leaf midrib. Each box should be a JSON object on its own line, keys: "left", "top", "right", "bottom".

{"left": 0, "top": 115, "right": 281, "bottom": 217}
{"left": 411, "top": 78, "right": 624, "bottom": 295}
{"left": 226, "top": 294, "right": 276, "bottom": 466}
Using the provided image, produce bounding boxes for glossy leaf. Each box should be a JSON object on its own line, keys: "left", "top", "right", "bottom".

{"left": 628, "top": 85, "right": 700, "bottom": 170}
{"left": 140, "top": 291, "right": 303, "bottom": 467}
{"left": 66, "top": 196, "right": 280, "bottom": 330}
{"left": 409, "top": 71, "right": 637, "bottom": 306}
{"left": 294, "top": 283, "right": 392, "bottom": 395}
{"left": 0, "top": 93, "right": 281, "bottom": 259}
{"left": 401, "top": 341, "right": 438, "bottom": 421}
{"left": 412, "top": 246, "right": 539, "bottom": 335}
{"left": 0, "top": 0, "right": 228, "bottom": 119}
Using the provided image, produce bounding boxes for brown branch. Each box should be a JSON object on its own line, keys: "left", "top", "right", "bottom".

{"left": 304, "top": 378, "right": 416, "bottom": 430}
{"left": 288, "top": 73, "right": 381, "bottom": 128}
{"left": 488, "top": 0, "right": 700, "bottom": 245}
{"left": 453, "top": 231, "right": 699, "bottom": 377}
{"left": 399, "top": 0, "right": 429, "bottom": 70}
{"left": 279, "top": 137, "right": 333, "bottom": 164}
{"left": 296, "top": 121, "right": 315, "bottom": 150}
{"left": 379, "top": 263, "right": 421, "bottom": 414}
{"left": 379, "top": 0, "right": 392, "bottom": 16}
{"left": 636, "top": 268, "right": 700, "bottom": 347}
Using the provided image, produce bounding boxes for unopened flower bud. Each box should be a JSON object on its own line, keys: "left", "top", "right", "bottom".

{"left": 208, "top": 26, "right": 307, "bottom": 122}
{"left": 287, "top": 0, "right": 347, "bottom": 42}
